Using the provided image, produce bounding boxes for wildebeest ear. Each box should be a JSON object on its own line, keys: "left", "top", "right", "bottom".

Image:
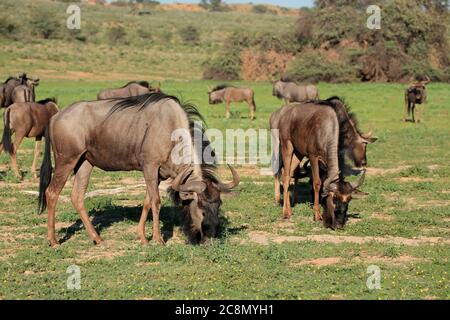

{"left": 364, "top": 137, "right": 377, "bottom": 143}
{"left": 352, "top": 189, "right": 368, "bottom": 199}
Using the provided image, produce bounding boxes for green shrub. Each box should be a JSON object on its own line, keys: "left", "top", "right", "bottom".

{"left": 30, "top": 8, "right": 62, "bottom": 39}
{"left": 252, "top": 5, "right": 277, "bottom": 15}
{"left": 179, "top": 25, "right": 200, "bottom": 45}
{"left": 107, "top": 25, "right": 127, "bottom": 44}
{"left": 286, "top": 51, "right": 356, "bottom": 83}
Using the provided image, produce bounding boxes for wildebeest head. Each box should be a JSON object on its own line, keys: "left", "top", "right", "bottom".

{"left": 321, "top": 170, "right": 366, "bottom": 229}
{"left": 207, "top": 89, "right": 224, "bottom": 105}
{"left": 272, "top": 80, "right": 285, "bottom": 99}
{"left": 172, "top": 165, "right": 240, "bottom": 244}
{"left": 348, "top": 130, "right": 377, "bottom": 168}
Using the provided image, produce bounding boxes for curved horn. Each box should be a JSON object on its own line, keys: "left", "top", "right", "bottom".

{"left": 217, "top": 165, "right": 240, "bottom": 191}
{"left": 323, "top": 172, "right": 339, "bottom": 192}
{"left": 350, "top": 169, "right": 366, "bottom": 190}
{"left": 171, "top": 167, "right": 193, "bottom": 191}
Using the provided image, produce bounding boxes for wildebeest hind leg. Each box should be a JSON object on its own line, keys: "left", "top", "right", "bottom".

{"left": 143, "top": 164, "right": 164, "bottom": 244}
{"left": 71, "top": 161, "right": 103, "bottom": 245}
{"left": 31, "top": 139, "right": 42, "bottom": 180}
{"left": 411, "top": 104, "right": 415, "bottom": 123}
{"left": 46, "top": 159, "right": 79, "bottom": 246}
{"left": 281, "top": 142, "right": 294, "bottom": 219}
{"left": 310, "top": 156, "right": 322, "bottom": 221}
{"left": 137, "top": 191, "right": 150, "bottom": 244}
{"left": 10, "top": 134, "right": 25, "bottom": 179}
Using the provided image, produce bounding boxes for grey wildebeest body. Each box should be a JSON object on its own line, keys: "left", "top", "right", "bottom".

{"left": 97, "top": 81, "right": 160, "bottom": 100}
{"left": 271, "top": 97, "right": 376, "bottom": 207}
{"left": 273, "top": 80, "right": 319, "bottom": 104}
{"left": 1, "top": 74, "right": 39, "bottom": 108}
{"left": 38, "top": 93, "right": 239, "bottom": 247}
{"left": 12, "top": 77, "right": 39, "bottom": 104}
{"left": 276, "top": 99, "right": 373, "bottom": 228}
{"left": 208, "top": 85, "right": 256, "bottom": 120}
{"left": 404, "top": 77, "right": 430, "bottom": 123}
{"left": 0, "top": 98, "right": 59, "bottom": 179}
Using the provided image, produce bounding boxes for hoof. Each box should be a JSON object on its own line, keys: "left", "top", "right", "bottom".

{"left": 151, "top": 237, "right": 165, "bottom": 245}
{"left": 48, "top": 239, "right": 59, "bottom": 247}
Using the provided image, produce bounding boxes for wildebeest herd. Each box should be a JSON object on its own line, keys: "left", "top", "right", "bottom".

{"left": 0, "top": 73, "right": 430, "bottom": 246}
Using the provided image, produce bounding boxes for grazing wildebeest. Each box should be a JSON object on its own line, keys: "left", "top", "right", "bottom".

{"left": 0, "top": 74, "right": 37, "bottom": 108}
{"left": 208, "top": 85, "right": 256, "bottom": 120}
{"left": 12, "top": 77, "right": 40, "bottom": 103}
{"left": 0, "top": 98, "right": 59, "bottom": 179}
{"left": 38, "top": 92, "right": 240, "bottom": 247}
{"left": 404, "top": 76, "right": 430, "bottom": 123}
{"left": 97, "top": 81, "right": 161, "bottom": 100}
{"left": 275, "top": 98, "right": 373, "bottom": 227}
{"left": 271, "top": 97, "right": 376, "bottom": 206}
{"left": 272, "top": 80, "right": 319, "bottom": 104}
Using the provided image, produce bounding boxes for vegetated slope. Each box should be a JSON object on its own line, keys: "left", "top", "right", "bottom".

{"left": 0, "top": 0, "right": 296, "bottom": 80}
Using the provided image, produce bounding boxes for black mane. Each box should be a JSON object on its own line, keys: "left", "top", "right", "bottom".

{"left": 37, "top": 97, "right": 57, "bottom": 105}
{"left": 210, "top": 84, "right": 234, "bottom": 93}
{"left": 122, "top": 80, "right": 149, "bottom": 88}
{"left": 3, "top": 76, "right": 18, "bottom": 84}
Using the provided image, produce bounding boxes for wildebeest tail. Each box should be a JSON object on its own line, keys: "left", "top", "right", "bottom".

{"left": 1, "top": 108, "right": 13, "bottom": 155}
{"left": 38, "top": 126, "right": 52, "bottom": 214}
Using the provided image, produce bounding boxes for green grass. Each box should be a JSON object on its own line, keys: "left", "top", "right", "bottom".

{"left": 0, "top": 80, "right": 449, "bottom": 299}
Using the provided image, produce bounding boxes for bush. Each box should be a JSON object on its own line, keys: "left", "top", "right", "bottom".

{"left": 286, "top": 51, "right": 356, "bottom": 83}
{"left": 30, "top": 8, "right": 62, "bottom": 39}
{"left": 252, "top": 5, "right": 277, "bottom": 15}
{"left": 202, "top": 49, "right": 241, "bottom": 80}
{"left": 107, "top": 25, "right": 127, "bottom": 44}
{"left": 179, "top": 25, "right": 200, "bottom": 45}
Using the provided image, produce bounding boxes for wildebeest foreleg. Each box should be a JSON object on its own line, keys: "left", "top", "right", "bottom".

{"left": 310, "top": 156, "right": 322, "bottom": 221}
{"left": 30, "top": 139, "right": 42, "bottom": 180}
{"left": 403, "top": 97, "right": 410, "bottom": 122}
{"left": 143, "top": 165, "right": 164, "bottom": 244}
{"left": 247, "top": 99, "right": 255, "bottom": 120}
{"left": 46, "top": 159, "right": 79, "bottom": 246}
{"left": 71, "top": 161, "right": 103, "bottom": 245}
{"left": 411, "top": 103, "right": 416, "bottom": 123}
{"left": 281, "top": 142, "right": 294, "bottom": 219}
{"left": 225, "top": 101, "right": 231, "bottom": 119}
{"left": 137, "top": 191, "right": 150, "bottom": 244}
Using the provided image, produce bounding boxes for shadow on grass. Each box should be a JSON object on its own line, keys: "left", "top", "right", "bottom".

{"left": 58, "top": 202, "right": 244, "bottom": 245}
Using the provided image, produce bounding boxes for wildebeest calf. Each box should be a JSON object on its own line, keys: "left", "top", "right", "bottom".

{"left": 0, "top": 98, "right": 59, "bottom": 179}
{"left": 208, "top": 85, "right": 256, "bottom": 120}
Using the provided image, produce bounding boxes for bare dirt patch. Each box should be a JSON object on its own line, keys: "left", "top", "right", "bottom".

{"left": 243, "top": 230, "right": 450, "bottom": 246}
{"left": 366, "top": 165, "right": 411, "bottom": 176}
{"left": 293, "top": 257, "right": 342, "bottom": 267}
{"left": 397, "top": 177, "right": 434, "bottom": 182}
{"left": 406, "top": 198, "right": 450, "bottom": 208}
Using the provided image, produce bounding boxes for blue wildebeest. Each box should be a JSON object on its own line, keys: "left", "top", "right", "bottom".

{"left": 97, "top": 81, "right": 161, "bottom": 100}
{"left": 271, "top": 97, "right": 376, "bottom": 207}
{"left": 272, "top": 80, "right": 319, "bottom": 104}
{"left": 404, "top": 76, "right": 430, "bottom": 123}
{"left": 38, "top": 92, "right": 240, "bottom": 247}
{"left": 0, "top": 74, "right": 39, "bottom": 107}
{"left": 208, "top": 85, "right": 256, "bottom": 120}
{"left": 0, "top": 98, "right": 59, "bottom": 179}
{"left": 274, "top": 97, "right": 373, "bottom": 228}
